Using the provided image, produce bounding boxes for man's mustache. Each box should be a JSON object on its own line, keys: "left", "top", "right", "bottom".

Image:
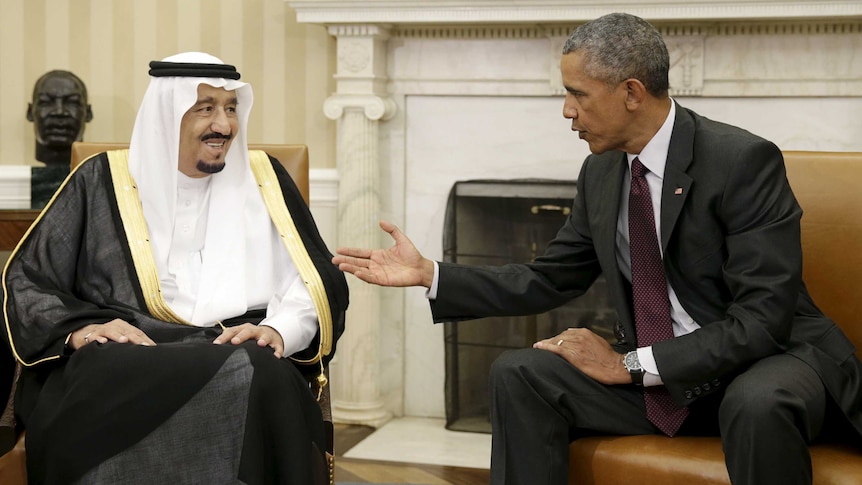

{"left": 201, "top": 133, "right": 231, "bottom": 142}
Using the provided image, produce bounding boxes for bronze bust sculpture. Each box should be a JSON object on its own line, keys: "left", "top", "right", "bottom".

{"left": 26, "top": 70, "right": 93, "bottom": 208}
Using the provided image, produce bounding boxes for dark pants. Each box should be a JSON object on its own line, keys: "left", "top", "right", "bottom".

{"left": 489, "top": 348, "right": 828, "bottom": 485}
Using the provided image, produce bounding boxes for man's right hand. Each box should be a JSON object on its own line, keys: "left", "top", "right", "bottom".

{"left": 332, "top": 220, "right": 435, "bottom": 288}
{"left": 69, "top": 319, "right": 156, "bottom": 350}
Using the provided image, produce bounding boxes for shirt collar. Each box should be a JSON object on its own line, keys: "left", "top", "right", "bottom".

{"left": 177, "top": 170, "right": 212, "bottom": 190}
{"left": 626, "top": 99, "right": 676, "bottom": 179}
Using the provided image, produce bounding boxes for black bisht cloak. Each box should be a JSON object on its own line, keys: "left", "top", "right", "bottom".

{"left": 0, "top": 152, "right": 348, "bottom": 483}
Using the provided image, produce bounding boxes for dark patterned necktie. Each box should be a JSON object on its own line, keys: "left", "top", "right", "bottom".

{"left": 629, "top": 157, "right": 688, "bottom": 437}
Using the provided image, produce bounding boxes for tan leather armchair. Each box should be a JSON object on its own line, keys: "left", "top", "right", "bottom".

{"left": 0, "top": 142, "right": 334, "bottom": 484}
{"left": 568, "top": 151, "right": 862, "bottom": 484}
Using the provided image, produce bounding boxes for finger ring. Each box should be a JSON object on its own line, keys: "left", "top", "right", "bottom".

{"left": 84, "top": 332, "right": 92, "bottom": 343}
{"left": 557, "top": 339, "right": 564, "bottom": 346}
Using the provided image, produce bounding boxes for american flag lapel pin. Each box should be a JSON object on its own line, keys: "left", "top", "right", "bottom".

{"left": 674, "top": 187, "right": 683, "bottom": 195}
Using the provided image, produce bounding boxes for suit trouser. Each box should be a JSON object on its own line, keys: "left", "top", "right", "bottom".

{"left": 488, "top": 348, "right": 826, "bottom": 485}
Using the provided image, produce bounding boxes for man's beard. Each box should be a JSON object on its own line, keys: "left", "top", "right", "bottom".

{"left": 196, "top": 160, "right": 226, "bottom": 174}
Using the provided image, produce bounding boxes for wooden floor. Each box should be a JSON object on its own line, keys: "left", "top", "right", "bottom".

{"left": 333, "top": 424, "right": 490, "bottom": 485}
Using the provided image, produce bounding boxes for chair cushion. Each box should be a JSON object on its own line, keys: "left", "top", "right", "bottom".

{"left": 569, "top": 436, "right": 862, "bottom": 485}
{"left": 0, "top": 433, "right": 26, "bottom": 485}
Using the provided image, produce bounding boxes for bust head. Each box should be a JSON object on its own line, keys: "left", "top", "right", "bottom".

{"left": 26, "top": 70, "right": 93, "bottom": 165}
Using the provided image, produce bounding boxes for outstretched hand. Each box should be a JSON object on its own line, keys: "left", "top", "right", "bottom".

{"left": 332, "top": 220, "right": 435, "bottom": 288}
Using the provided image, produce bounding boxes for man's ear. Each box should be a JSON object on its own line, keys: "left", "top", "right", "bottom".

{"left": 85, "top": 104, "right": 93, "bottom": 122}
{"left": 26, "top": 103, "right": 34, "bottom": 122}
{"left": 622, "top": 79, "right": 647, "bottom": 111}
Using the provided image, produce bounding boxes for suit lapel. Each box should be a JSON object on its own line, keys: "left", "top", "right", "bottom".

{"left": 660, "top": 102, "right": 695, "bottom": 252}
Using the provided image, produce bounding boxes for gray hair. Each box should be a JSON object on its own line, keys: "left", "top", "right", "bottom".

{"left": 562, "top": 13, "right": 670, "bottom": 97}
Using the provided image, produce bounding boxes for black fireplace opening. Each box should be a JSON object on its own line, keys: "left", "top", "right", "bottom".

{"left": 442, "top": 179, "right": 616, "bottom": 433}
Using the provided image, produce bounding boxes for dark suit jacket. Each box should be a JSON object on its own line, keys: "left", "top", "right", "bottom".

{"left": 431, "top": 102, "right": 862, "bottom": 434}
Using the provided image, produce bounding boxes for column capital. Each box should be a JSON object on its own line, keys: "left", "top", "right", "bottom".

{"left": 324, "top": 94, "right": 397, "bottom": 121}
{"left": 327, "top": 23, "right": 392, "bottom": 96}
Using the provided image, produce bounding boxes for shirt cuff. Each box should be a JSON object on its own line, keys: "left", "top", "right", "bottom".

{"left": 636, "top": 346, "right": 664, "bottom": 387}
{"left": 260, "top": 314, "right": 317, "bottom": 358}
{"left": 260, "top": 289, "right": 319, "bottom": 357}
{"left": 425, "top": 260, "right": 440, "bottom": 300}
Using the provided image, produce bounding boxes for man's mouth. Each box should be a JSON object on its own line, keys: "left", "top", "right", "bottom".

{"left": 44, "top": 120, "right": 77, "bottom": 135}
{"left": 201, "top": 133, "right": 231, "bottom": 143}
{"left": 46, "top": 127, "right": 75, "bottom": 136}
{"left": 200, "top": 134, "right": 231, "bottom": 153}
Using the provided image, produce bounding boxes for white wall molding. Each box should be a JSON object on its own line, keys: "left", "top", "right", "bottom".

{"left": 393, "top": 21, "right": 862, "bottom": 39}
{"left": 0, "top": 166, "right": 31, "bottom": 209}
{"left": 290, "top": 0, "right": 862, "bottom": 25}
{"left": 0, "top": 168, "right": 340, "bottom": 234}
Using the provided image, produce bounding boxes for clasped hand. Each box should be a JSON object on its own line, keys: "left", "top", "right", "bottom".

{"left": 71, "top": 320, "right": 286, "bottom": 358}
{"left": 534, "top": 327, "right": 631, "bottom": 385}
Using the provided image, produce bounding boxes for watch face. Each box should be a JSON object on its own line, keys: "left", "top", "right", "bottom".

{"left": 624, "top": 352, "right": 641, "bottom": 371}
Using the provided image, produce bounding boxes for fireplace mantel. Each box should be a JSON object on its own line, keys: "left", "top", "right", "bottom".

{"left": 290, "top": 0, "right": 862, "bottom": 24}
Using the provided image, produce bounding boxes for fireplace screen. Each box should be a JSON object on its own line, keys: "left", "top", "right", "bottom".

{"left": 443, "top": 179, "right": 616, "bottom": 433}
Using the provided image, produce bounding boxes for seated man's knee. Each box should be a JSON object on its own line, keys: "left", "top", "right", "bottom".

{"left": 490, "top": 348, "right": 556, "bottom": 392}
{"left": 719, "top": 374, "right": 801, "bottom": 427}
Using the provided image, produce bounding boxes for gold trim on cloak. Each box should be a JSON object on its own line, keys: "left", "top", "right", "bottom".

{"left": 247, "top": 150, "right": 333, "bottom": 366}
{"left": 107, "top": 150, "right": 191, "bottom": 325}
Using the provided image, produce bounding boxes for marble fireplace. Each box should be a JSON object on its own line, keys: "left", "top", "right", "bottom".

{"left": 287, "top": 0, "right": 862, "bottom": 427}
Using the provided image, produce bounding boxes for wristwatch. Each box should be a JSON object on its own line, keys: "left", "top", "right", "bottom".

{"left": 623, "top": 351, "right": 645, "bottom": 386}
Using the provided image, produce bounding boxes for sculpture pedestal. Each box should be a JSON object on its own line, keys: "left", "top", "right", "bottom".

{"left": 31, "top": 165, "right": 69, "bottom": 210}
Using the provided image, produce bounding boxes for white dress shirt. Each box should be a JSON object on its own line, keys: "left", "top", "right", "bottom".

{"left": 616, "top": 101, "right": 701, "bottom": 386}
{"left": 162, "top": 171, "right": 318, "bottom": 357}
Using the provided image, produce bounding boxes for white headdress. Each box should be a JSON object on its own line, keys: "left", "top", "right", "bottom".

{"left": 128, "top": 52, "right": 285, "bottom": 324}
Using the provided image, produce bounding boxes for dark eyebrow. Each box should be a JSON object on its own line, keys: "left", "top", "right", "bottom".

{"left": 193, "top": 95, "right": 238, "bottom": 106}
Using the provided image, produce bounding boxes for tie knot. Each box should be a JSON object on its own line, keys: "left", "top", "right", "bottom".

{"left": 631, "top": 157, "right": 648, "bottom": 178}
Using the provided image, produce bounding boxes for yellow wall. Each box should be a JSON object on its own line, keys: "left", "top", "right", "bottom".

{"left": 0, "top": 0, "right": 336, "bottom": 168}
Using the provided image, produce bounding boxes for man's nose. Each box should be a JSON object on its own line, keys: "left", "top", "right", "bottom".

{"left": 563, "top": 101, "right": 578, "bottom": 119}
{"left": 50, "top": 98, "right": 68, "bottom": 115}
{"left": 211, "top": 109, "right": 230, "bottom": 133}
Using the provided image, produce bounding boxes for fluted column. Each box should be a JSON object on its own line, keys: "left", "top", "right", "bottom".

{"left": 324, "top": 25, "right": 396, "bottom": 427}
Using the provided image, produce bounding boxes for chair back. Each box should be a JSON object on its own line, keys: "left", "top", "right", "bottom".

{"left": 70, "top": 142, "right": 310, "bottom": 204}
{"left": 783, "top": 151, "right": 862, "bottom": 354}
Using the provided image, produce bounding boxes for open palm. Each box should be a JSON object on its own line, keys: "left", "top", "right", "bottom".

{"left": 332, "top": 220, "right": 434, "bottom": 288}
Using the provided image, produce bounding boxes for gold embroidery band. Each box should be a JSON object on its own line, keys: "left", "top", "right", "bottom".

{"left": 107, "top": 150, "right": 189, "bottom": 325}
{"left": 248, "top": 150, "right": 333, "bottom": 365}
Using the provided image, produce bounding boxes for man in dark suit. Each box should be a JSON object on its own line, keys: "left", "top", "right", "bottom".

{"left": 332, "top": 12, "right": 862, "bottom": 485}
